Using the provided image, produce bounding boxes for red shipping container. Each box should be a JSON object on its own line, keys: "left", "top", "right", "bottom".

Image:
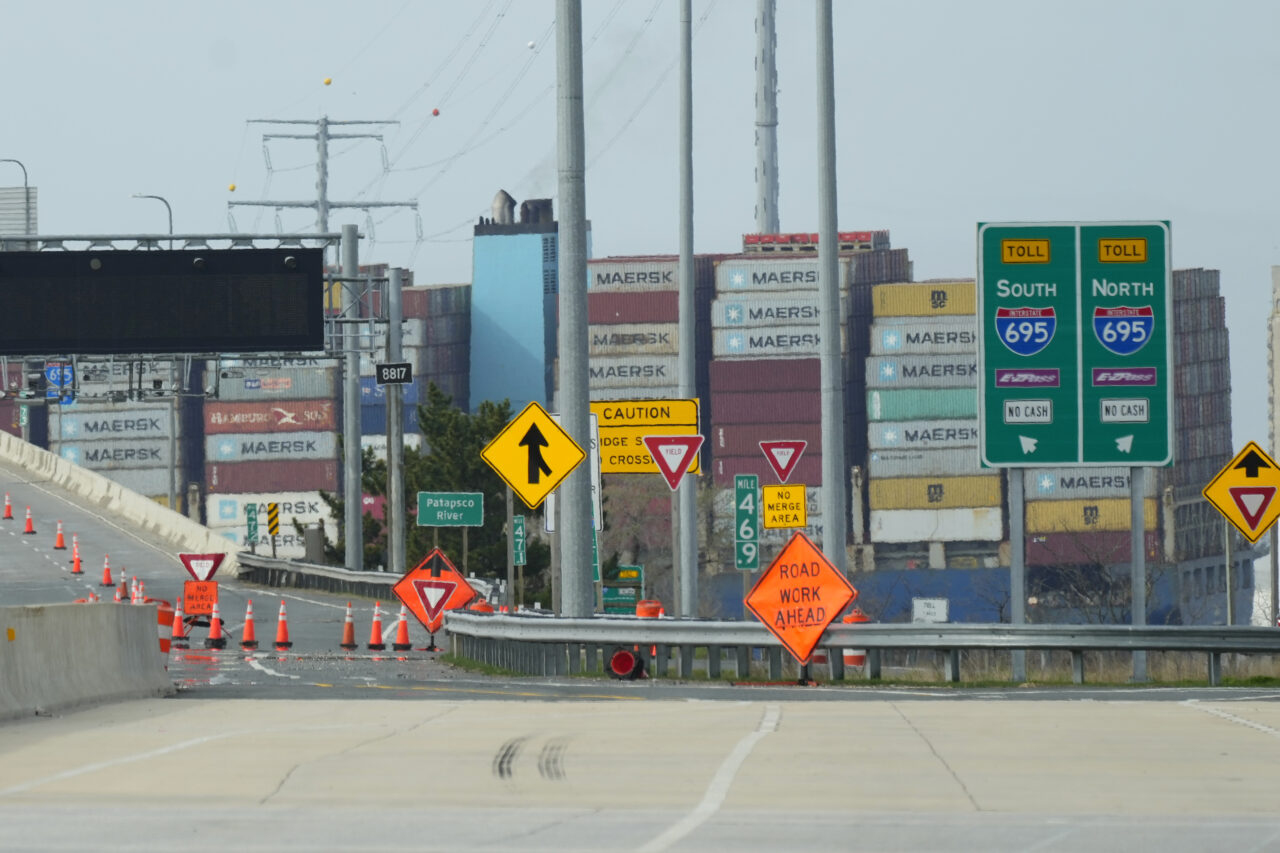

{"left": 204, "top": 399, "right": 337, "bottom": 434}
{"left": 206, "top": 459, "right": 339, "bottom": 494}
{"left": 713, "top": 422, "right": 822, "bottom": 457}
{"left": 709, "top": 358, "right": 820, "bottom": 393}
{"left": 588, "top": 291, "right": 679, "bottom": 325}
{"left": 712, "top": 453, "right": 823, "bottom": 488}
{"left": 711, "top": 391, "right": 820, "bottom": 424}
{"left": 0, "top": 399, "right": 19, "bottom": 438}
{"left": 1026, "top": 531, "right": 1161, "bottom": 567}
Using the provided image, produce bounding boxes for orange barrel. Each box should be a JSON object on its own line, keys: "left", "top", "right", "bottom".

{"left": 155, "top": 600, "right": 175, "bottom": 656}
{"left": 635, "top": 600, "right": 663, "bottom": 619}
{"left": 469, "top": 599, "right": 495, "bottom": 613}
{"left": 842, "top": 607, "right": 869, "bottom": 667}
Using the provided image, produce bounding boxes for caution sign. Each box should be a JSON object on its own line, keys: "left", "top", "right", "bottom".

{"left": 392, "top": 548, "right": 478, "bottom": 634}
{"left": 1202, "top": 441, "right": 1280, "bottom": 543}
{"left": 762, "top": 484, "right": 807, "bottom": 529}
{"left": 481, "top": 401, "right": 586, "bottom": 508}
{"left": 591, "top": 399, "right": 699, "bottom": 474}
{"left": 744, "top": 531, "right": 857, "bottom": 664}
{"left": 183, "top": 580, "right": 218, "bottom": 616}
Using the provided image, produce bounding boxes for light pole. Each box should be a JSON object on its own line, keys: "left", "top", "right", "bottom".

{"left": 131, "top": 193, "right": 173, "bottom": 250}
{"left": 0, "top": 158, "right": 30, "bottom": 249}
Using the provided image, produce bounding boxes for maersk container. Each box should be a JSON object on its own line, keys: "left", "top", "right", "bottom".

{"left": 588, "top": 290, "right": 679, "bottom": 324}
{"left": 205, "top": 399, "right": 337, "bottom": 435}
{"left": 210, "top": 363, "right": 338, "bottom": 402}
{"left": 1026, "top": 498, "right": 1160, "bottom": 533}
{"left": 869, "top": 318, "right": 977, "bottom": 356}
{"left": 714, "top": 422, "right": 822, "bottom": 457}
{"left": 206, "top": 459, "right": 340, "bottom": 494}
{"left": 205, "top": 491, "right": 332, "bottom": 530}
{"left": 868, "top": 447, "right": 984, "bottom": 479}
{"left": 865, "top": 354, "right": 978, "bottom": 389}
{"left": 711, "top": 391, "right": 820, "bottom": 425}
{"left": 710, "top": 358, "right": 819, "bottom": 392}
{"left": 1026, "top": 531, "right": 1161, "bottom": 567}
{"left": 75, "top": 361, "right": 179, "bottom": 396}
{"left": 869, "top": 507, "right": 1003, "bottom": 543}
{"left": 869, "top": 475, "right": 1002, "bottom": 510}
{"left": 588, "top": 258, "right": 680, "bottom": 291}
{"left": 205, "top": 431, "right": 338, "bottom": 464}
{"left": 587, "top": 385, "right": 682, "bottom": 402}
{"left": 588, "top": 355, "right": 679, "bottom": 388}
{"left": 713, "top": 256, "right": 850, "bottom": 295}
{"left": 712, "top": 325, "right": 844, "bottom": 360}
{"left": 55, "top": 438, "right": 177, "bottom": 471}
{"left": 709, "top": 295, "right": 846, "bottom": 328}
{"left": 872, "top": 281, "right": 975, "bottom": 318}
{"left": 712, "top": 454, "right": 822, "bottom": 488}
{"left": 1023, "top": 467, "right": 1159, "bottom": 501}
{"left": 867, "top": 388, "right": 977, "bottom": 421}
{"left": 588, "top": 323, "right": 679, "bottom": 357}
{"left": 49, "top": 401, "right": 175, "bottom": 441}
{"left": 867, "top": 418, "right": 978, "bottom": 450}
{"left": 214, "top": 523, "right": 338, "bottom": 560}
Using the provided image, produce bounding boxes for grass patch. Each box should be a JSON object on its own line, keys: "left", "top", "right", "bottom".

{"left": 439, "top": 653, "right": 521, "bottom": 678}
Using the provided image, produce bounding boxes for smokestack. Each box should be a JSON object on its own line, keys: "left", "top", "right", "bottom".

{"left": 491, "top": 190, "right": 516, "bottom": 225}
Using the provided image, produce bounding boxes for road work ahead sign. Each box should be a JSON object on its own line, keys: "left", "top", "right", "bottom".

{"left": 744, "top": 531, "right": 857, "bottom": 664}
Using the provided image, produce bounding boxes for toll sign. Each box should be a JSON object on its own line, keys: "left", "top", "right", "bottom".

{"left": 744, "top": 531, "right": 856, "bottom": 664}
{"left": 183, "top": 580, "right": 218, "bottom": 616}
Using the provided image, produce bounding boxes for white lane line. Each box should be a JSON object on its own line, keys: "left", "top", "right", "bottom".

{"left": 1184, "top": 700, "right": 1280, "bottom": 738}
{"left": 247, "top": 657, "right": 301, "bottom": 680}
{"left": 636, "top": 704, "right": 781, "bottom": 853}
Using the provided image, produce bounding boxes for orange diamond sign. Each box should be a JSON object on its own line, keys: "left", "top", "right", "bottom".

{"left": 392, "top": 548, "right": 478, "bottom": 634}
{"left": 1202, "top": 440, "right": 1280, "bottom": 543}
{"left": 744, "top": 531, "right": 857, "bottom": 664}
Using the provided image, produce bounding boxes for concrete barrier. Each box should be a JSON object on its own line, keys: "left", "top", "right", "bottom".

{"left": 0, "top": 432, "right": 240, "bottom": 577}
{"left": 0, "top": 603, "right": 174, "bottom": 721}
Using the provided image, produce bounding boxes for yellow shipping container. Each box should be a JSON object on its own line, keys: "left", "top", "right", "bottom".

{"left": 873, "top": 281, "right": 976, "bottom": 317}
{"left": 868, "top": 475, "right": 1003, "bottom": 510}
{"left": 1026, "top": 499, "right": 1159, "bottom": 533}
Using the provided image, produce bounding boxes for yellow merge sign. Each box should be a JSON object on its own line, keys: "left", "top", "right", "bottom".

{"left": 481, "top": 401, "right": 586, "bottom": 509}
{"left": 1202, "top": 441, "right": 1280, "bottom": 543}
{"left": 762, "top": 484, "right": 807, "bottom": 530}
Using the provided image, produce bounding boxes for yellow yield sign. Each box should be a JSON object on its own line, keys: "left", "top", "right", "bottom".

{"left": 1202, "top": 441, "right": 1280, "bottom": 543}
{"left": 481, "top": 401, "right": 586, "bottom": 509}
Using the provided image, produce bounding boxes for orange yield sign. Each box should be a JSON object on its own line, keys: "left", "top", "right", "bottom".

{"left": 392, "top": 548, "right": 478, "bottom": 634}
{"left": 1202, "top": 441, "right": 1280, "bottom": 543}
{"left": 744, "top": 531, "right": 857, "bottom": 664}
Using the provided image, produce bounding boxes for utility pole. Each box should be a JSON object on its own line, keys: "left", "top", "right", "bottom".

{"left": 755, "top": 0, "right": 780, "bottom": 234}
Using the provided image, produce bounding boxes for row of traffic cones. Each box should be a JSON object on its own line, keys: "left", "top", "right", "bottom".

{"left": 179, "top": 598, "right": 295, "bottom": 652}
{"left": 341, "top": 601, "right": 412, "bottom": 651}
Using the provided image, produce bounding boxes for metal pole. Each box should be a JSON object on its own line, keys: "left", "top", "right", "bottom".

{"left": 387, "top": 268, "right": 406, "bottom": 575}
{"left": 341, "top": 224, "right": 363, "bottom": 571}
{"left": 1270, "top": 526, "right": 1278, "bottom": 627}
{"left": 677, "top": 0, "right": 698, "bottom": 618}
{"left": 463, "top": 526, "right": 469, "bottom": 576}
{"left": 815, "top": 0, "right": 847, "bottom": 572}
{"left": 506, "top": 486, "right": 516, "bottom": 613}
{"left": 0, "top": 159, "right": 30, "bottom": 249}
{"left": 1009, "top": 469, "right": 1026, "bottom": 682}
{"left": 754, "top": 0, "right": 780, "bottom": 234}
{"left": 317, "top": 117, "right": 330, "bottom": 233}
{"left": 556, "top": 0, "right": 593, "bottom": 618}
{"left": 168, "top": 363, "right": 177, "bottom": 511}
{"left": 1225, "top": 519, "right": 1234, "bottom": 625}
{"left": 1130, "top": 467, "right": 1147, "bottom": 681}
{"left": 131, "top": 194, "right": 172, "bottom": 250}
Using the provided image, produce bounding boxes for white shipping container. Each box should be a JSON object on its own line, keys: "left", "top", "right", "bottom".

{"left": 55, "top": 438, "right": 177, "bottom": 471}
{"left": 585, "top": 385, "right": 682, "bottom": 402}
{"left": 50, "top": 400, "right": 176, "bottom": 441}
{"left": 92, "top": 467, "right": 175, "bottom": 498}
{"left": 1024, "top": 467, "right": 1159, "bottom": 500}
{"left": 209, "top": 362, "right": 338, "bottom": 402}
{"left": 710, "top": 295, "right": 846, "bottom": 328}
{"left": 865, "top": 355, "right": 978, "bottom": 389}
{"left": 588, "top": 259, "right": 679, "bottom": 291}
{"left": 205, "top": 491, "right": 334, "bottom": 530}
{"left": 714, "top": 257, "right": 849, "bottom": 294}
{"left": 214, "top": 521, "right": 339, "bottom": 559}
{"left": 589, "top": 323, "right": 679, "bottom": 356}
{"left": 205, "top": 431, "right": 338, "bottom": 463}
{"left": 713, "top": 485, "right": 823, "bottom": 519}
{"left": 74, "top": 361, "right": 182, "bottom": 396}
{"left": 361, "top": 433, "right": 424, "bottom": 461}
{"left": 870, "top": 318, "right": 978, "bottom": 355}
{"left": 867, "top": 447, "right": 986, "bottom": 478}
{"left": 588, "top": 355, "right": 679, "bottom": 388}
{"left": 868, "top": 419, "right": 980, "bottom": 450}
{"left": 713, "top": 326, "right": 845, "bottom": 359}
{"left": 869, "top": 508, "right": 1004, "bottom": 543}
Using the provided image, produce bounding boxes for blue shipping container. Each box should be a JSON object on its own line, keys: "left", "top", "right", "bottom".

{"left": 360, "top": 404, "right": 419, "bottom": 434}
{"left": 359, "top": 377, "right": 423, "bottom": 405}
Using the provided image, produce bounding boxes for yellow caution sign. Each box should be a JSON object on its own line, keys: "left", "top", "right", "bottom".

{"left": 762, "top": 484, "right": 807, "bottom": 530}
{"left": 1202, "top": 441, "right": 1280, "bottom": 543}
{"left": 481, "top": 401, "right": 586, "bottom": 509}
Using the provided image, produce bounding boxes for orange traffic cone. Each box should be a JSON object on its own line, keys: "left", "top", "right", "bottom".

{"left": 2, "top": 493, "right": 11, "bottom": 520}
{"left": 274, "top": 600, "right": 292, "bottom": 650}
{"left": 241, "top": 600, "right": 258, "bottom": 650}
{"left": 99, "top": 554, "right": 111, "bottom": 587}
{"left": 68, "top": 534, "right": 78, "bottom": 563}
{"left": 205, "top": 601, "right": 226, "bottom": 649}
{"left": 70, "top": 547, "right": 82, "bottom": 575}
{"left": 339, "top": 602, "right": 357, "bottom": 650}
{"left": 367, "top": 601, "right": 386, "bottom": 651}
{"left": 171, "top": 597, "right": 188, "bottom": 648}
{"left": 392, "top": 605, "right": 412, "bottom": 651}
{"left": 53, "top": 521, "right": 66, "bottom": 550}
{"left": 116, "top": 576, "right": 127, "bottom": 602}
{"left": 22, "top": 507, "right": 35, "bottom": 535}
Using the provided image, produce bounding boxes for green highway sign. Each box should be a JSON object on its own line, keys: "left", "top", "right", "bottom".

{"left": 735, "top": 474, "right": 760, "bottom": 570}
{"left": 977, "top": 221, "right": 1172, "bottom": 467}
{"left": 245, "top": 503, "right": 258, "bottom": 540}
{"left": 416, "top": 491, "right": 485, "bottom": 527}
{"left": 512, "top": 515, "right": 527, "bottom": 566}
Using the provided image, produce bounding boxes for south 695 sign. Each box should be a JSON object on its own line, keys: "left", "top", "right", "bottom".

{"left": 995, "top": 307, "right": 1056, "bottom": 356}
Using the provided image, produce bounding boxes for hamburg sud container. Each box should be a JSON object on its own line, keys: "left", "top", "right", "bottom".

{"left": 204, "top": 399, "right": 336, "bottom": 434}
{"left": 206, "top": 490, "right": 338, "bottom": 559}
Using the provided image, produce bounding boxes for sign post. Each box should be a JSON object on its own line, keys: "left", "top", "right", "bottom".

{"left": 392, "top": 548, "right": 478, "bottom": 650}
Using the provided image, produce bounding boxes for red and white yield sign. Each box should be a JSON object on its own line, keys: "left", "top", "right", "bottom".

{"left": 759, "top": 440, "right": 807, "bottom": 483}
{"left": 178, "top": 553, "right": 225, "bottom": 582}
{"left": 392, "top": 548, "right": 478, "bottom": 634}
{"left": 642, "top": 434, "right": 704, "bottom": 490}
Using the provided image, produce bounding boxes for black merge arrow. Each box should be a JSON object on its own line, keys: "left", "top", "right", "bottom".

{"left": 520, "top": 423, "right": 553, "bottom": 484}
{"left": 1235, "top": 449, "right": 1272, "bottom": 478}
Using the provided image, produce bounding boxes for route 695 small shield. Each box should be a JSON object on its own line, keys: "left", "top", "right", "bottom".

{"left": 995, "top": 307, "right": 1056, "bottom": 357}
{"left": 1093, "top": 306, "right": 1153, "bottom": 356}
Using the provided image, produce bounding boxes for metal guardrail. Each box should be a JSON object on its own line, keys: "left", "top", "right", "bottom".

{"left": 235, "top": 553, "right": 396, "bottom": 599}
{"left": 446, "top": 612, "right": 1280, "bottom": 687}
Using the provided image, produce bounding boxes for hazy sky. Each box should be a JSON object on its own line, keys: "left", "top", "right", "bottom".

{"left": 3, "top": 0, "right": 1277, "bottom": 447}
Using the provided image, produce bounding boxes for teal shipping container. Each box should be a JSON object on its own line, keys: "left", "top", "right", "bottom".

{"left": 867, "top": 388, "right": 977, "bottom": 421}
